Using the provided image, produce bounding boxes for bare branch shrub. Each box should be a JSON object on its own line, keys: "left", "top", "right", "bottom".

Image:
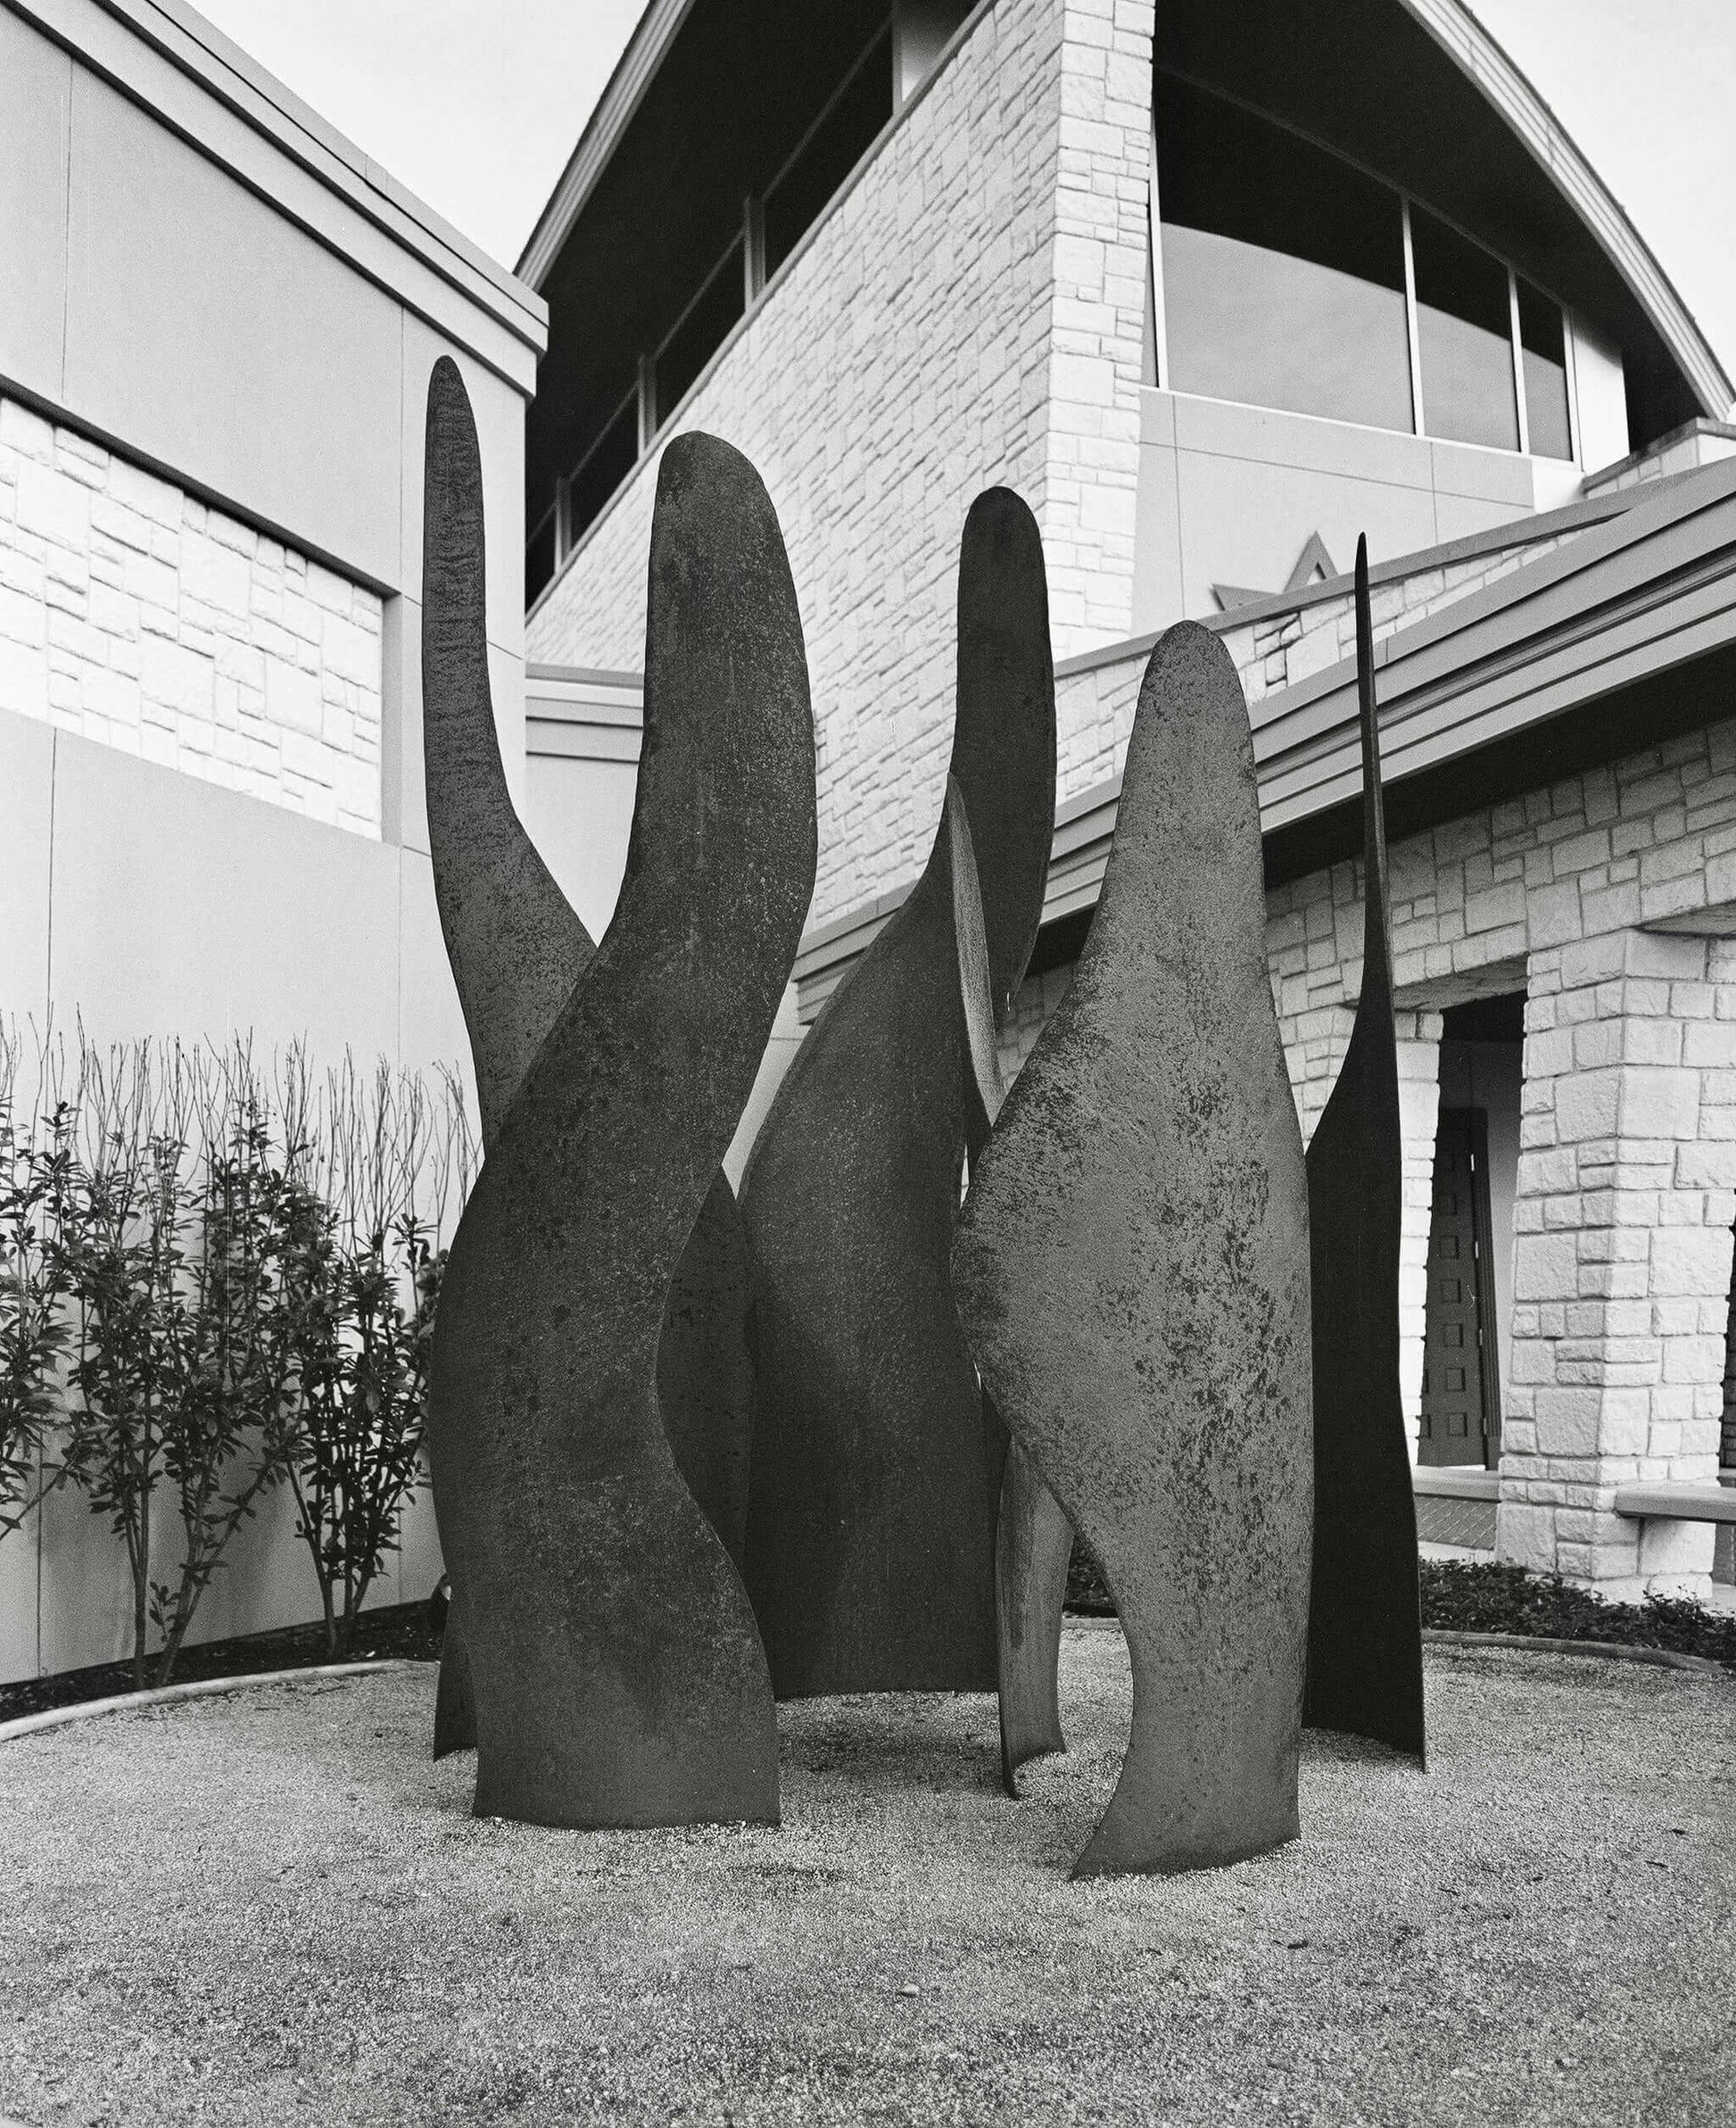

{"left": 0, "top": 1023, "right": 477, "bottom": 1687}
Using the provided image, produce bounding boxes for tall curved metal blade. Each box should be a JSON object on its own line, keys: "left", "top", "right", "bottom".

{"left": 952, "top": 488, "right": 1057, "bottom": 1023}
{"left": 995, "top": 1437, "right": 1072, "bottom": 1792}
{"left": 1303, "top": 535, "right": 1426, "bottom": 1762}
{"left": 955, "top": 622, "right": 1312, "bottom": 1876}
{"left": 421, "top": 357, "right": 593, "bottom": 1147}
{"left": 741, "top": 778, "right": 998, "bottom": 1694}
{"left": 739, "top": 489, "right": 1055, "bottom": 1702}
{"left": 426, "top": 431, "right": 815, "bottom": 1826}
{"left": 421, "top": 361, "right": 759, "bottom": 1752}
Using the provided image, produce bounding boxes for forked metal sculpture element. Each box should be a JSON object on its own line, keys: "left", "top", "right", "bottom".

{"left": 739, "top": 492, "right": 1054, "bottom": 1699}
{"left": 954, "top": 623, "right": 1313, "bottom": 1877}
{"left": 949, "top": 493, "right": 1071, "bottom": 1793}
{"left": 1302, "top": 537, "right": 1425, "bottom": 1761}
{"left": 423, "top": 368, "right": 815, "bottom": 1825}
{"left": 420, "top": 361, "right": 760, "bottom": 1759}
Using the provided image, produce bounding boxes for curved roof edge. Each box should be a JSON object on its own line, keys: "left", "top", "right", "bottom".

{"left": 518, "top": 0, "right": 1733, "bottom": 419}
{"left": 516, "top": 0, "right": 697, "bottom": 289}
{"left": 1401, "top": 0, "right": 1732, "bottom": 420}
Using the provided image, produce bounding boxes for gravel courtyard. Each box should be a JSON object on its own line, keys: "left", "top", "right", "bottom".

{"left": 2, "top": 1624, "right": 1732, "bottom": 2127}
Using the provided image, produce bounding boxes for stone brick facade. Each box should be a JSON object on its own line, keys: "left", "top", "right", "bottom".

{"left": 528, "top": 0, "right": 1153, "bottom": 938}
{"left": 0, "top": 397, "right": 383, "bottom": 836}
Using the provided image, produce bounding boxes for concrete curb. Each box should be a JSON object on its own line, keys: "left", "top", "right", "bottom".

{"left": 0, "top": 1659, "right": 419, "bottom": 1744}
{"left": 1065, "top": 1613, "right": 1730, "bottom": 1676}
{"left": 1421, "top": 1628, "right": 1729, "bottom": 1676}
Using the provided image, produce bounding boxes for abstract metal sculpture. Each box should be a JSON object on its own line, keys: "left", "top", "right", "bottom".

{"left": 1302, "top": 537, "right": 1426, "bottom": 1761}
{"left": 954, "top": 622, "right": 1313, "bottom": 1876}
{"left": 994, "top": 1444, "right": 1075, "bottom": 1784}
{"left": 739, "top": 491, "right": 1054, "bottom": 1699}
{"left": 423, "top": 365, "right": 815, "bottom": 1825}
{"left": 949, "top": 493, "right": 1071, "bottom": 1789}
{"left": 420, "top": 360, "right": 761, "bottom": 1758}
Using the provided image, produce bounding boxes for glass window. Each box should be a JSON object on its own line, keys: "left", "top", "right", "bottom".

{"left": 1154, "top": 74, "right": 1412, "bottom": 434}
{"left": 656, "top": 240, "right": 745, "bottom": 428}
{"left": 525, "top": 508, "right": 556, "bottom": 608}
{"left": 1411, "top": 207, "right": 1518, "bottom": 451}
{"left": 566, "top": 391, "right": 639, "bottom": 551}
{"left": 765, "top": 32, "right": 893, "bottom": 281}
{"left": 1517, "top": 277, "right": 1573, "bottom": 460}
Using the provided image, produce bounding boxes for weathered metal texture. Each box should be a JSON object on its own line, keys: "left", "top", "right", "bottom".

{"left": 741, "top": 779, "right": 998, "bottom": 1694}
{"left": 954, "top": 621, "right": 1313, "bottom": 1877}
{"left": 950, "top": 490, "right": 1076, "bottom": 1785}
{"left": 657, "top": 1170, "right": 756, "bottom": 1573}
{"left": 420, "top": 359, "right": 758, "bottom": 1756}
{"left": 953, "top": 489, "right": 1057, "bottom": 1022}
{"left": 955, "top": 885, "right": 1072, "bottom": 1796}
{"left": 994, "top": 1437, "right": 1073, "bottom": 1785}
{"left": 739, "top": 490, "right": 1055, "bottom": 1700}
{"left": 1302, "top": 538, "right": 1426, "bottom": 1763}
{"left": 424, "top": 414, "right": 814, "bottom": 1827}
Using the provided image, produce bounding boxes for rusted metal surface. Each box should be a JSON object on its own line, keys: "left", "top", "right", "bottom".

{"left": 657, "top": 1170, "right": 756, "bottom": 1574}
{"left": 420, "top": 360, "right": 759, "bottom": 1760}
{"left": 955, "top": 622, "right": 1313, "bottom": 1876}
{"left": 423, "top": 393, "right": 814, "bottom": 1825}
{"left": 1303, "top": 538, "right": 1426, "bottom": 1763}
{"left": 741, "top": 781, "right": 999, "bottom": 1694}
{"left": 994, "top": 1438, "right": 1073, "bottom": 1788}
{"left": 739, "top": 493, "right": 1054, "bottom": 1700}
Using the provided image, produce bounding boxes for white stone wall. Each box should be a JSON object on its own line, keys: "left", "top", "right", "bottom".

{"left": 529, "top": 0, "right": 1153, "bottom": 938}
{"left": 998, "top": 683, "right": 1736, "bottom": 1595}
{"left": 1038, "top": 0, "right": 1151, "bottom": 648}
{"left": 1503, "top": 930, "right": 1736, "bottom": 1595}
{"left": 0, "top": 398, "right": 383, "bottom": 835}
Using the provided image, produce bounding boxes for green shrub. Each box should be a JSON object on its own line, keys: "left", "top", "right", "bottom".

{"left": 0, "top": 1026, "right": 474, "bottom": 1687}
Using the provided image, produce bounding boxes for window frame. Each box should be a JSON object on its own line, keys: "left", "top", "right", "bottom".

{"left": 1147, "top": 66, "right": 1589, "bottom": 469}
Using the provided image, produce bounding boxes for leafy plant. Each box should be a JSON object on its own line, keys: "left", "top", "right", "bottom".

{"left": 0, "top": 1028, "right": 74, "bottom": 1539}
{"left": 282, "top": 1061, "right": 470, "bottom": 1657}
{"left": 0, "top": 1026, "right": 475, "bottom": 1688}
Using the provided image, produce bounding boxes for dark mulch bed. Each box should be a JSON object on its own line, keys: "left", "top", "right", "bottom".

{"left": 0, "top": 1598, "right": 445, "bottom": 1725}
{"left": 7, "top": 1551, "right": 1732, "bottom": 1727}
{"left": 1066, "top": 1546, "right": 1736, "bottom": 1669}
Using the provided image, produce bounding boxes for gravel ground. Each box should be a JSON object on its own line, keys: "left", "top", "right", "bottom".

{"left": 2, "top": 1624, "right": 1732, "bottom": 2127}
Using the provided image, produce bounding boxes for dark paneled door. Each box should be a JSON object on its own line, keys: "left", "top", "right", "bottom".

{"left": 1419, "top": 1107, "right": 1501, "bottom": 1469}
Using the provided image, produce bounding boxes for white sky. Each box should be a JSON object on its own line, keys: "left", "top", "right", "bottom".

{"left": 194, "top": 0, "right": 1736, "bottom": 398}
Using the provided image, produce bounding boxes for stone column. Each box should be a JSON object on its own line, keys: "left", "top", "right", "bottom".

{"left": 1500, "top": 930, "right": 1736, "bottom": 1598}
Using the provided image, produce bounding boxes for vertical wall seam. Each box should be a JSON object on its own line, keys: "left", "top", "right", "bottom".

{"left": 58, "top": 52, "right": 73, "bottom": 401}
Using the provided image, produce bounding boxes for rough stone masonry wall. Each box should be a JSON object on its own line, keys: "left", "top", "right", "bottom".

{"left": 998, "top": 683, "right": 1736, "bottom": 1593}
{"left": 528, "top": 0, "right": 1154, "bottom": 937}
{"left": 0, "top": 398, "right": 383, "bottom": 835}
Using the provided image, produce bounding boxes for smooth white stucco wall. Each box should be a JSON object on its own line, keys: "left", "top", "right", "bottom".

{"left": 0, "top": 699, "right": 471, "bottom": 1685}
{"left": 0, "top": 0, "right": 538, "bottom": 818}
{"left": 1131, "top": 388, "right": 1587, "bottom": 632}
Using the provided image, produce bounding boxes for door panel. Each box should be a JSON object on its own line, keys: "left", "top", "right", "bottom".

{"left": 1420, "top": 1107, "right": 1501, "bottom": 1468}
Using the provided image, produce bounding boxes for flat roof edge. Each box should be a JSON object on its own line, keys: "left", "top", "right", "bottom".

{"left": 516, "top": 0, "right": 699, "bottom": 288}
{"left": 21, "top": 0, "right": 549, "bottom": 355}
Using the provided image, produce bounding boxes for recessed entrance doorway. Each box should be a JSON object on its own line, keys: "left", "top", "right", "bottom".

{"left": 1420, "top": 994, "right": 1524, "bottom": 1470}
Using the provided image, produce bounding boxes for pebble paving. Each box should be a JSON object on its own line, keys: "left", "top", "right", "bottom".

{"left": 1, "top": 1625, "right": 1732, "bottom": 2125}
